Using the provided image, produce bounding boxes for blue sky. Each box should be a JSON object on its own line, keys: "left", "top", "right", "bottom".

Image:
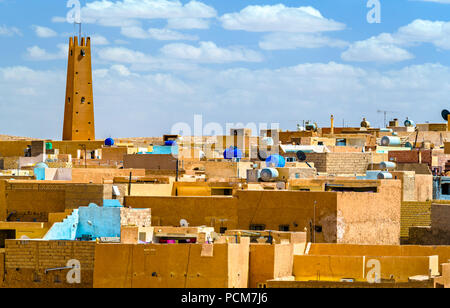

{"left": 1, "top": 0, "right": 450, "bottom": 139}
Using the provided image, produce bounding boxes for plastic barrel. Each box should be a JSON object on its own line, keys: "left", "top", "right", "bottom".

{"left": 260, "top": 168, "right": 279, "bottom": 182}
{"left": 380, "top": 161, "right": 396, "bottom": 170}
{"left": 266, "top": 155, "right": 286, "bottom": 168}
{"left": 377, "top": 172, "right": 393, "bottom": 179}
{"left": 381, "top": 136, "right": 401, "bottom": 146}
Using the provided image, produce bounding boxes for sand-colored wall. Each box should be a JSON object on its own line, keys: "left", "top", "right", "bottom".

{"left": 0, "top": 222, "right": 48, "bottom": 240}
{"left": 336, "top": 180, "right": 401, "bottom": 245}
{"left": 71, "top": 168, "right": 145, "bottom": 184}
{"left": 293, "top": 254, "right": 437, "bottom": 283}
{"left": 415, "top": 174, "right": 433, "bottom": 202}
{"left": 126, "top": 185, "right": 400, "bottom": 245}
{"left": 249, "top": 244, "right": 293, "bottom": 288}
{"left": 308, "top": 243, "right": 450, "bottom": 271}
{"left": 130, "top": 183, "right": 173, "bottom": 196}
{"left": 125, "top": 196, "right": 238, "bottom": 233}
{"left": 93, "top": 242, "right": 249, "bottom": 288}
{"left": 0, "top": 180, "right": 104, "bottom": 222}
{"left": 236, "top": 191, "right": 338, "bottom": 242}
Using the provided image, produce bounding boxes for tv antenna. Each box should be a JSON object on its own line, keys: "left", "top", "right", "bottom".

{"left": 377, "top": 110, "right": 397, "bottom": 128}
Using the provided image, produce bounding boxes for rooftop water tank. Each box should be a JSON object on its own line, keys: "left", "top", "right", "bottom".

{"left": 380, "top": 161, "right": 396, "bottom": 170}
{"left": 223, "top": 147, "right": 243, "bottom": 160}
{"left": 266, "top": 154, "right": 286, "bottom": 168}
{"left": 381, "top": 136, "right": 401, "bottom": 147}
{"left": 260, "top": 168, "right": 279, "bottom": 182}
{"left": 305, "top": 122, "right": 317, "bottom": 132}
{"left": 404, "top": 118, "right": 416, "bottom": 127}
{"left": 105, "top": 138, "right": 115, "bottom": 147}
{"left": 360, "top": 118, "right": 371, "bottom": 128}
{"left": 378, "top": 172, "right": 393, "bottom": 179}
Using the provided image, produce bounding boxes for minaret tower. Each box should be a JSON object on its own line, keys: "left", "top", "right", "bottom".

{"left": 62, "top": 36, "right": 95, "bottom": 141}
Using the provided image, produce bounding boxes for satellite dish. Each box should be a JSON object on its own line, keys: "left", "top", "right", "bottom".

{"left": 257, "top": 150, "right": 268, "bottom": 161}
{"left": 180, "top": 219, "right": 189, "bottom": 227}
{"left": 296, "top": 151, "right": 307, "bottom": 162}
{"left": 442, "top": 109, "right": 450, "bottom": 121}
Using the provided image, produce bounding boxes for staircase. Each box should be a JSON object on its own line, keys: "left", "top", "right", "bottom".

{"left": 43, "top": 209, "right": 79, "bottom": 240}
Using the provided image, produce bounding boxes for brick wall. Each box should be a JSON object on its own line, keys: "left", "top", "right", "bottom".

{"left": 120, "top": 208, "right": 152, "bottom": 227}
{"left": 0, "top": 181, "right": 104, "bottom": 222}
{"left": 431, "top": 203, "right": 450, "bottom": 232}
{"left": 400, "top": 202, "right": 432, "bottom": 243}
{"left": 389, "top": 150, "right": 432, "bottom": 167}
{"left": 64, "top": 184, "right": 104, "bottom": 209}
{"left": 305, "top": 153, "right": 371, "bottom": 175}
{"left": 4, "top": 240, "right": 95, "bottom": 288}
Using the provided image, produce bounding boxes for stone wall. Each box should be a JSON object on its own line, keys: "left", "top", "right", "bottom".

{"left": 305, "top": 153, "right": 371, "bottom": 175}
{"left": 3, "top": 240, "right": 95, "bottom": 288}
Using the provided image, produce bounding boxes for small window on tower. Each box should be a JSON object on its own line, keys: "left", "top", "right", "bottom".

{"left": 81, "top": 49, "right": 86, "bottom": 57}
{"left": 81, "top": 97, "right": 85, "bottom": 104}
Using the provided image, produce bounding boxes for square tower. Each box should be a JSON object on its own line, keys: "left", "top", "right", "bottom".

{"left": 63, "top": 36, "right": 95, "bottom": 141}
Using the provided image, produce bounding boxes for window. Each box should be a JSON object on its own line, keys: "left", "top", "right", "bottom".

{"left": 279, "top": 225, "right": 290, "bottom": 232}
{"left": 219, "top": 227, "right": 228, "bottom": 234}
{"left": 442, "top": 183, "right": 450, "bottom": 195}
{"left": 250, "top": 224, "right": 265, "bottom": 231}
{"left": 81, "top": 97, "right": 86, "bottom": 104}
{"left": 0, "top": 230, "right": 15, "bottom": 248}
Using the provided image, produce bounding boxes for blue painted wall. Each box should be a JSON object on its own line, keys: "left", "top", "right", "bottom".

{"left": 433, "top": 176, "right": 450, "bottom": 200}
{"left": 76, "top": 204, "right": 121, "bottom": 239}
{"left": 44, "top": 201, "right": 124, "bottom": 240}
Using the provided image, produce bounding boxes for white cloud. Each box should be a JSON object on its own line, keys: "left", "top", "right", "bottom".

{"left": 2, "top": 62, "right": 450, "bottom": 139}
{"left": 342, "top": 19, "right": 450, "bottom": 62}
{"left": 220, "top": 4, "right": 345, "bottom": 33}
{"left": 341, "top": 35, "right": 414, "bottom": 63}
{"left": 416, "top": 0, "right": 450, "bottom": 3}
{"left": 148, "top": 28, "right": 198, "bottom": 40}
{"left": 90, "top": 34, "right": 110, "bottom": 45}
{"left": 160, "top": 41, "right": 263, "bottom": 63}
{"left": 52, "top": 0, "right": 217, "bottom": 28}
{"left": 167, "top": 18, "right": 210, "bottom": 29}
{"left": 32, "top": 25, "right": 57, "bottom": 38}
{"left": 395, "top": 19, "right": 450, "bottom": 50}
{"left": 25, "top": 44, "right": 68, "bottom": 61}
{"left": 97, "top": 46, "right": 198, "bottom": 71}
{"left": 97, "top": 47, "right": 155, "bottom": 64}
{"left": 0, "top": 25, "right": 21, "bottom": 36}
{"left": 121, "top": 26, "right": 197, "bottom": 40}
{"left": 260, "top": 33, "right": 348, "bottom": 50}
